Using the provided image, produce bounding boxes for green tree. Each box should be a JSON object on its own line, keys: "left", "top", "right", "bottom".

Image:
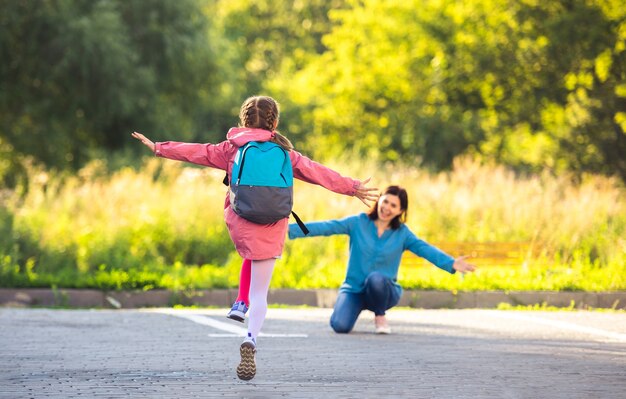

{"left": 277, "top": 0, "right": 626, "bottom": 180}
{"left": 533, "top": 0, "right": 626, "bottom": 180}
{"left": 275, "top": 0, "right": 518, "bottom": 166}
{"left": 0, "top": 0, "right": 224, "bottom": 172}
{"left": 208, "top": 0, "right": 348, "bottom": 145}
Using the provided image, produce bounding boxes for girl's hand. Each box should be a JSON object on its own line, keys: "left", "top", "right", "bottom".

{"left": 131, "top": 131, "right": 155, "bottom": 152}
{"left": 355, "top": 177, "right": 379, "bottom": 206}
{"left": 453, "top": 255, "right": 477, "bottom": 273}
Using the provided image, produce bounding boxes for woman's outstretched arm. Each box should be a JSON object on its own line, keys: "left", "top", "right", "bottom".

{"left": 288, "top": 215, "right": 357, "bottom": 239}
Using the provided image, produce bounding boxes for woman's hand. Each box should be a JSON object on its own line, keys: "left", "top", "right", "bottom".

{"left": 131, "top": 132, "right": 155, "bottom": 153}
{"left": 453, "top": 255, "right": 477, "bottom": 273}
{"left": 355, "top": 177, "right": 379, "bottom": 206}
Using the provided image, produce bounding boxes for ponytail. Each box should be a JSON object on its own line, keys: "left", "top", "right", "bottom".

{"left": 271, "top": 131, "right": 294, "bottom": 152}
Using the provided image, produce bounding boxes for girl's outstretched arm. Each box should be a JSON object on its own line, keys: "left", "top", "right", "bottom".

{"left": 132, "top": 132, "right": 155, "bottom": 153}
{"left": 290, "top": 151, "right": 378, "bottom": 206}
{"left": 354, "top": 177, "right": 379, "bottom": 207}
{"left": 131, "top": 131, "right": 231, "bottom": 169}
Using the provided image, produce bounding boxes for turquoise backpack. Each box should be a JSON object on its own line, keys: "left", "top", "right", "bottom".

{"left": 227, "top": 141, "right": 308, "bottom": 233}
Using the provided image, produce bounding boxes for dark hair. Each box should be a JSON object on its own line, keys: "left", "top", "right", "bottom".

{"left": 367, "top": 185, "right": 408, "bottom": 229}
{"left": 239, "top": 95, "right": 293, "bottom": 151}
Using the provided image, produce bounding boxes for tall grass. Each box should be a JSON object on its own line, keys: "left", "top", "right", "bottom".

{"left": 2, "top": 159, "right": 239, "bottom": 289}
{"left": 1, "top": 156, "right": 624, "bottom": 291}
{"left": 281, "top": 157, "right": 626, "bottom": 291}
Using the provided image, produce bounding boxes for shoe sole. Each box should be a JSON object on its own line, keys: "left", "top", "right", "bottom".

{"left": 375, "top": 327, "right": 391, "bottom": 334}
{"left": 236, "top": 342, "right": 256, "bottom": 381}
{"left": 227, "top": 308, "right": 246, "bottom": 323}
{"left": 226, "top": 313, "right": 245, "bottom": 323}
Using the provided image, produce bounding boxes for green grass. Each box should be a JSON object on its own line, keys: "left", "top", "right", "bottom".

{"left": 1, "top": 156, "right": 624, "bottom": 291}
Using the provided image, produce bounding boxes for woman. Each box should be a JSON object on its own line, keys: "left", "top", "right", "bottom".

{"left": 288, "top": 185, "right": 476, "bottom": 334}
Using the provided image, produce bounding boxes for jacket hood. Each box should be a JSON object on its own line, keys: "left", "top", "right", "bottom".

{"left": 227, "top": 127, "right": 274, "bottom": 147}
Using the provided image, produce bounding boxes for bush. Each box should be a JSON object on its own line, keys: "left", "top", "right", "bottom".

{"left": 1, "top": 156, "right": 624, "bottom": 291}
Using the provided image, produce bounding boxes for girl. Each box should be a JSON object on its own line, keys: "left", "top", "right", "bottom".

{"left": 132, "top": 95, "right": 378, "bottom": 380}
{"left": 288, "top": 185, "right": 476, "bottom": 334}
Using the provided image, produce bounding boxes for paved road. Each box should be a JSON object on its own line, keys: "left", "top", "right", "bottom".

{"left": 1, "top": 308, "right": 625, "bottom": 398}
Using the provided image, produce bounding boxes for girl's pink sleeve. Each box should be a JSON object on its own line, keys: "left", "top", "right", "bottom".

{"left": 290, "top": 151, "right": 360, "bottom": 196}
{"left": 154, "top": 140, "right": 232, "bottom": 170}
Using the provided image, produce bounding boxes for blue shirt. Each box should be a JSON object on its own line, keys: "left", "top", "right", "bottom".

{"left": 288, "top": 213, "right": 455, "bottom": 297}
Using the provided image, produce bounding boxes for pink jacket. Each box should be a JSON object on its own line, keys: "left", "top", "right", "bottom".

{"left": 154, "top": 127, "right": 360, "bottom": 260}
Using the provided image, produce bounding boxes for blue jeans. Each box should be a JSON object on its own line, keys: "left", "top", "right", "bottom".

{"left": 330, "top": 271, "right": 401, "bottom": 333}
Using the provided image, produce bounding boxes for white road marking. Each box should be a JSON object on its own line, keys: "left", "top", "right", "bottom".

{"left": 486, "top": 311, "right": 626, "bottom": 343}
{"left": 170, "top": 312, "right": 248, "bottom": 334}
{"left": 150, "top": 309, "right": 308, "bottom": 338}
{"left": 208, "top": 333, "right": 308, "bottom": 338}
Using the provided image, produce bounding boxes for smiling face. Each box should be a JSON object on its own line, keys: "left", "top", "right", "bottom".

{"left": 376, "top": 194, "right": 404, "bottom": 224}
{"left": 367, "top": 185, "right": 409, "bottom": 229}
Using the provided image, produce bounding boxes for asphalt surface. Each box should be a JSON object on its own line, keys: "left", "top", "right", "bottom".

{"left": 1, "top": 307, "right": 625, "bottom": 398}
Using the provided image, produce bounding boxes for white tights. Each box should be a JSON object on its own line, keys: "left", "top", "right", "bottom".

{"left": 247, "top": 258, "right": 276, "bottom": 340}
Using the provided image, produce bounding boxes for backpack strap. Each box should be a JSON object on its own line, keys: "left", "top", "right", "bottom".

{"left": 235, "top": 145, "right": 251, "bottom": 184}
{"left": 291, "top": 211, "right": 309, "bottom": 235}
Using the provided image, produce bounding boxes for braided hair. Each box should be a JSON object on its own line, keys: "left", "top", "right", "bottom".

{"left": 239, "top": 96, "right": 294, "bottom": 151}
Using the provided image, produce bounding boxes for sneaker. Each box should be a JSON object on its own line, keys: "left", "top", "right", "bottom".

{"left": 227, "top": 301, "right": 248, "bottom": 323}
{"left": 236, "top": 336, "right": 257, "bottom": 381}
{"left": 374, "top": 315, "right": 391, "bottom": 334}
